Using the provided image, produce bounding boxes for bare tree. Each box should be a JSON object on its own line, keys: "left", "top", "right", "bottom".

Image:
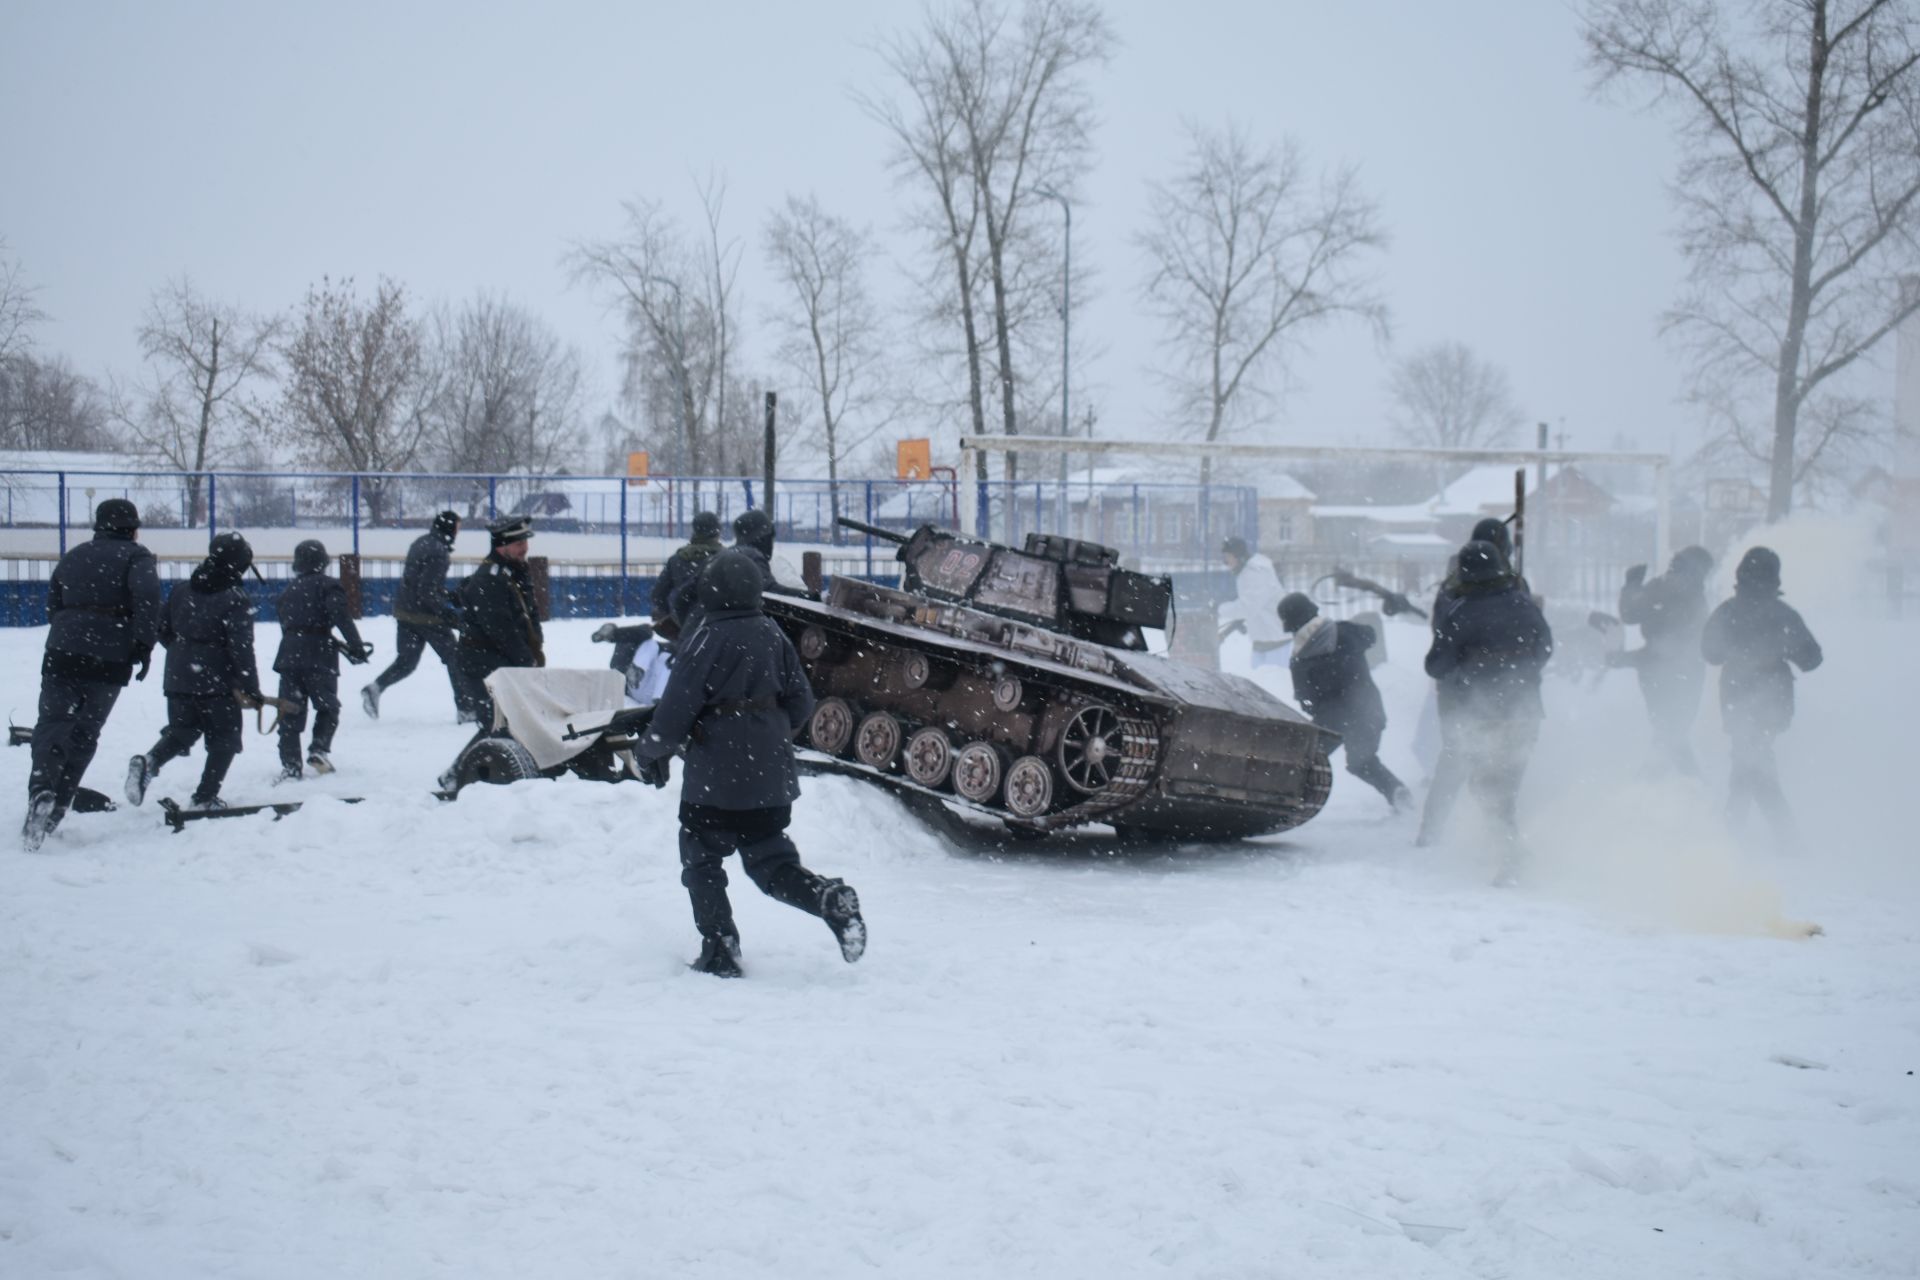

{"left": 0, "top": 353, "right": 110, "bottom": 452}
{"left": 1583, "top": 0, "right": 1920, "bottom": 519}
{"left": 570, "top": 185, "right": 741, "bottom": 475}
{"left": 277, "top": 276, "right": 428, "bottom": 519}
{"left": 863, "top": 0, "right": 1114, "bottom": 482}
{"left": 1137, "top": 121, "right": 1389, "bottom": 483}
{"left": 114, "top": 279, "right": 280, "bottom": 524}
{"left": 0, "top": 237, "right": 47, "bottom": 367}
{"left": 1387, "top": 341, "right": 1524, "bottom": 451}
{"left": 763, "top": 194, "right": 891, "bottom": 528}
{"left": 422, "top": 293, "right": 586, "bottom": 477}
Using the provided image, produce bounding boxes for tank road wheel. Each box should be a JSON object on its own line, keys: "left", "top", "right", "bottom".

{"left": 808, "top": 697, "right": 856, "bottom": 756}
{"left": 1003, "top": 755, "right": 1054, "bottom": 819}
{"left": 902, "top": 652, "right": 935, "bottom": 689}
{"left": 854, "top": 711, "right": 903, "bottom": 770}
{"left": 952, "top": 741, "right": 1005, "bottom": 804}
{"left": 904, "top": 726, "right": 956, "bottom": 788}
{"left": 798, "top": 626, "right": 845, "bottom": 662}
{"left": 991, "top": 675, "right": 1025, "bottom": 712}
{"left": 1058, "top": 703, "right": 1127, "bottom": 795}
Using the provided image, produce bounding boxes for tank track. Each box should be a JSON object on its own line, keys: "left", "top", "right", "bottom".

{"left": 788, "top": 624, "right": 1165, "bottom": 833}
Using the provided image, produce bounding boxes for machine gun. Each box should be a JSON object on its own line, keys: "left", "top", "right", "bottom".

{"left": 834, "top": 516, "right": 1171, "bottom": 650}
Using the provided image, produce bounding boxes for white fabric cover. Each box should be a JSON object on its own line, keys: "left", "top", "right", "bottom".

{"left": 484, "top": 667, "right": 627, "bottom": 770}
{"left": 624, "top": 635, "right": 673, "bottom": 707}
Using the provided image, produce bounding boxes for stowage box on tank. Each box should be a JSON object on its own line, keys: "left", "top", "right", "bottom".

{"left": 761, "top": 519, "right": 1337, "bottom": 841}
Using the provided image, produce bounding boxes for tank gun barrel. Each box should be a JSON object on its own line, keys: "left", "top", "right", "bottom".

{"left": 836, "top": 516, "right": 912, "bottom": 545}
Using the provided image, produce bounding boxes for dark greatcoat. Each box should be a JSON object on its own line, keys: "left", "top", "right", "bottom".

{"left": 43, "top": 530, "right": 162, "bottom": 685}
{"left": 394, "top": 530, "right": 458, "bottom": 627}
{"left": 1424, "top": 576, "right": 1553, "bottom": 721}
{"left": 159, "top": 563, "right": 263, "bottom": 700}
{"left": 650, "top": 536, "right": 722, "bottom": 627}
{"left": 636, "top": 603, "right": 815, "bottom": 811}
{"left": 1701, "top": 589, "right": 1822, "bottom": 735}
{"left": 456, "top": 551, "right": 544, "bottom": 681}
{"left": 1289, "top": 618, "right": 1387, "bottom": 738}
{"left": 273, "top": 570, "right": 365, "bottom": 675}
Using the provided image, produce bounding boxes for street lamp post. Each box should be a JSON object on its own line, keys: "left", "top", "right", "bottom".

{"left": 1035, "top": 187, "right": 1071, "bottom": 532}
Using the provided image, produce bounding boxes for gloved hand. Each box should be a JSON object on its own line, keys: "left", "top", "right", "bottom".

{"left": 591, "top": 623, "right": 618, "bottom": 643}
{"left": 1625, "top": 563, "right": 1647, "bottom": 586}
{"left": 133, "top": 645, "right": 152, "bottom": 682}
{"left": 345, "top": 641, "right": 374, "bottom": 666}
{"left": 635, "top": 755, "right": 671, "bottom": 789}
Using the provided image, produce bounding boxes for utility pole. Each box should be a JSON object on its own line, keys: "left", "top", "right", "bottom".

{"left": 1036, "top": 187, "right": 1071, "bottom": 531}
{"left": 763, "top": 390, "right": 777, "bottom": 514}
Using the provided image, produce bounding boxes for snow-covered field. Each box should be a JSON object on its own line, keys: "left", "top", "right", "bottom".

{"left": 3, "top": 591, "right": 1916, "bottom": 1277}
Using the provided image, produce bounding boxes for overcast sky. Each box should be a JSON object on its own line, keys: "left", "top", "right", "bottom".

{"left": 3, "top": 0, "right": 1753, "bottom": 466}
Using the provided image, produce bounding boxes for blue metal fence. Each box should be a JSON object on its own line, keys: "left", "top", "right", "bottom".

{"left": 0, "top": 468, "right": 1261, "bottom": 624}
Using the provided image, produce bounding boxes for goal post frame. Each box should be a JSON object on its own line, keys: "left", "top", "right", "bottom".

{"left": 956, "top": 435, "right": 1672, "bottom": 566}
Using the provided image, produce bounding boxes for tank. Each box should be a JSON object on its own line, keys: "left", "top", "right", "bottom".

{"left": 761, "top": 520, "right": 1337, "bottom": 841}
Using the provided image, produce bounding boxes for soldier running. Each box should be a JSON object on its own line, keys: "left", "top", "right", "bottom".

{"left": 23, "top": 498, "right": 162, "bottom": 849}
{"left": 272, "top": 539, "right": 371, "bottom": 781}
{"left": 126, "top": 532, "right": 265, "bottom": 812}
{"left": 634, "top": 548, "right": 866, "bottom": 978}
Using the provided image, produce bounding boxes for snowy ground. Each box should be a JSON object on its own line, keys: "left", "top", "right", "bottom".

{"left": 2, "top": 593, "right": 1916, "bottom": 1278}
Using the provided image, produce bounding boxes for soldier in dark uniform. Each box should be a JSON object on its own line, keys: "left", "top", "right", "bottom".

{"left": 634, "top": 549, "right": 866, "bottom": 978}
{"left": 126, "top": 532, "right": 264, "bottom": 811}
{"left": 272, "top": 539, "right": 371, "bottom": 781}
{"left": 649, "top": 510, "right": 723, "bottom": 642}
{"left": 455, "top": 513, "right": 544, "bottom": 726}
{"left": 1613, "top": 545, "right": 1714, "bottom": 774}
{"left": 1278, "top": 592, "right": 1410, "bottom": 811}
{"left": 1702, "top": 546, "right": 1822, "bottom": 850}
{"left": 670, "top": 507, "right": 784, "bottom": 638}
{"left": 1417, "top": 517, "right": 1524, "bottom": 846}
{"left": 363, "top": 510, "right": 480, "bottom": 722}
{"left": 23, "top": 498, "right": 162, "bottom": 849}
{"left": 1421, "top": 541, "right": 1554, "bottom": 878}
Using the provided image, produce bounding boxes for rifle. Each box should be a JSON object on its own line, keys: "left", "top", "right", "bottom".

{"left": 234, "top": 689, "right": 304, "bottom": 735}
{"left": 159, "top": 795, "right": 363, "bottom": 832}
{"left": 1318, "top": 570, "right": 1428, "bottom": 621}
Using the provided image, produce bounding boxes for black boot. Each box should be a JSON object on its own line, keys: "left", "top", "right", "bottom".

{"left": 689, "top": 935, "right": 743, "bottom": 978}
{"left": 819, "top": 879, "right": 866, "bottom": 963}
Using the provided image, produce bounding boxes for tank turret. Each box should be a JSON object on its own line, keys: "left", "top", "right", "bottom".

{"left": 765, "top": 518, "right": 1336, "bottom": 842}
{"left": 839, "top": 519, "right": 1170, "bottom": 649}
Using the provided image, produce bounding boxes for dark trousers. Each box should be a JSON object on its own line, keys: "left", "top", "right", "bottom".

{"left": 1328, "top": 716, "right": 1406, "bottom": 806}
{"left": 148, "top": 695, "right": 244, "bottom": 803}
{"left": 678, "top": 803, "right": 826, "bottom": 944}
{"left": 375, "top": 621, "right": 484, "bottom": 720}
{"left": 29, "top": 674, "right": 122, "bottom": 820}
{"left": 276, "top": 669, "right": 340, "bottom": 768}
{"left": 1726, "top": 719, "right": 1796, "bottom": 850}
{"left": 1637, "top": 659, "right": 1704, "bottom": 775}
{"left": 1419, "top": 710, "right": 1536, "bottom": 848}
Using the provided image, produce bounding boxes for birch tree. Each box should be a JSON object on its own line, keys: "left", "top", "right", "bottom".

{"left": 1583, "top": 0, "right": 1920, "bottom": 517}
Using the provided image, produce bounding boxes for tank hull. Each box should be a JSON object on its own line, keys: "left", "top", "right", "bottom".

{"left": 765, "top": 580, "right": 1336, "bottom": 842}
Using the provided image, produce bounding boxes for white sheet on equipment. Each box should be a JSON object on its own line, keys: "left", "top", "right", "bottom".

{"left": 484, "top": 667, "right": 627, "bottom": 770}
{"left": 626, "top": 635, "right": 673, "bottom": 707}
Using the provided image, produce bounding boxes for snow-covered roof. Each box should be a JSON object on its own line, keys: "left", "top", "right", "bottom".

{"left": 1251, "top": 472, "right": 1315, "bottom": 502}
{"left": 1311, "top": 502, "right": 1438, "bottom": 526}
{"left": 1427, "top": 464, "right": 1558, "bottom": 518}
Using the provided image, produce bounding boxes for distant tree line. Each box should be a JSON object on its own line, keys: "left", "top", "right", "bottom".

{"left": 8, "top": 0, "right": 1917, "bottom": 522}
